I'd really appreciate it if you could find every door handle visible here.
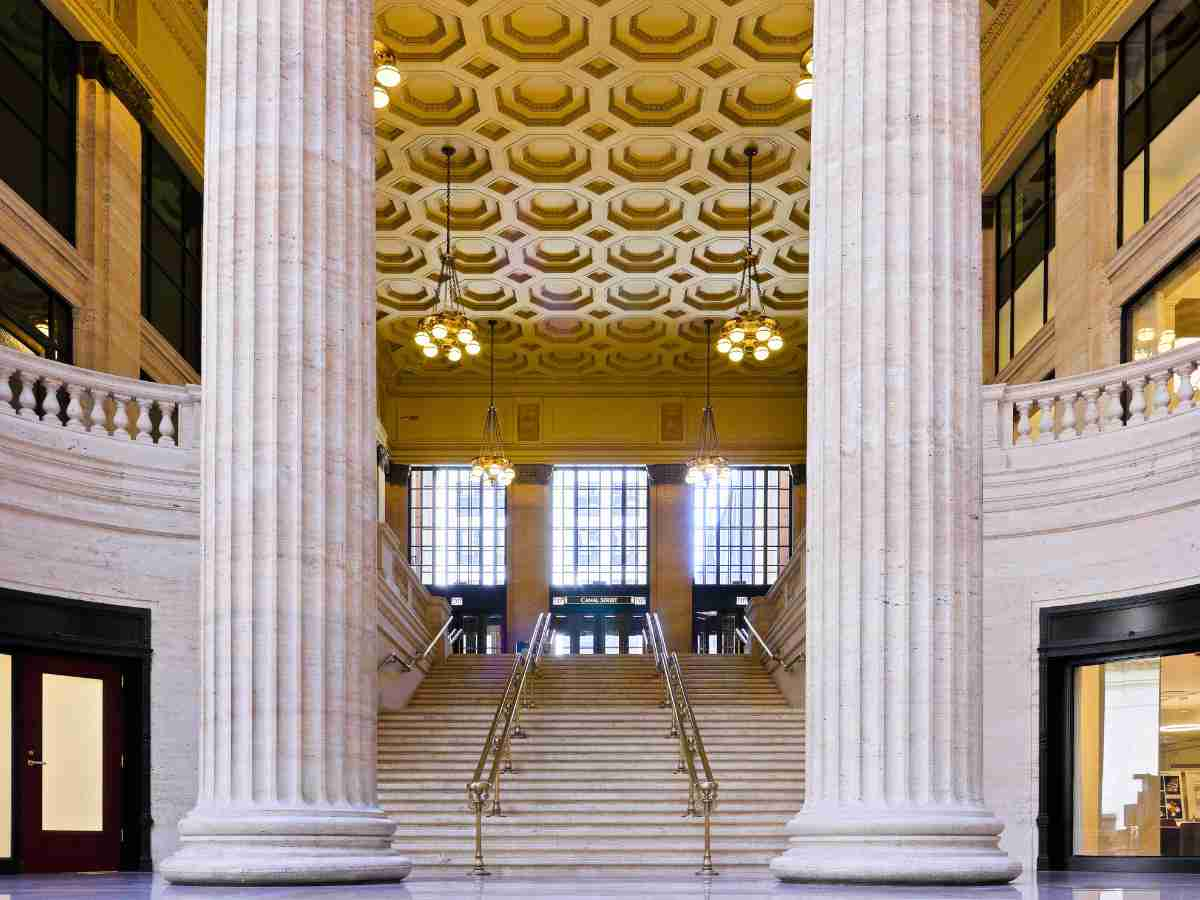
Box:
[26,750,45,767]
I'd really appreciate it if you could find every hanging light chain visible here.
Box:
[470,320,515,486]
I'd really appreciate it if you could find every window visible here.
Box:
[551,466,649,588]
[0,0,76,241]
[994,129,1056,373]
[1074,652,1200,857]
[1123,241,1200,363]
[0,244,72,361]
[1120,0,1200,245]
[692,467,791,587]
[409,466,506,587]
[142,128,202,372]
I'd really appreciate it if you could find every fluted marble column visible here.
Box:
[160,0,409,884]
[770,0,1020,885]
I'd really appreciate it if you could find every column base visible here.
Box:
[770,805,1021,885]
[160,807,411,885]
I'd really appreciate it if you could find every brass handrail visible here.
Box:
[649,613,719,876]
[742,616,781,669]
[378,615,455,672]
[466,612,550,876]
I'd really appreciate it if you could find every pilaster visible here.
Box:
[383,462,410,551]
[788,463,806,540]
[506,463,553,651]
[648,463,691,652]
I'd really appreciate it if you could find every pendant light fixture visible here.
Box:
[373,45,402,110]
[470,320,515,486]
[686,319,731,486]
[794,47,814,101]
[715,146,784,364]
[414,146,480,363]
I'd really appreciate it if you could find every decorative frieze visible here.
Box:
[1043,43,1116,125]
[646,463,688,485]
[78,43,153,125]
[514,463,553,484]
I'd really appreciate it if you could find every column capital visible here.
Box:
[788,463,806,485]
[1044,42,1117,124]
[647,463,688,485]
[514,463,553,485]
[78,43,153,124]
[385,462,410,486]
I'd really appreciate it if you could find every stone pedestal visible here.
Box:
[648,464,691,652]
[160,0,409,884]
[770,0,1019,885]
[507,464,552,651]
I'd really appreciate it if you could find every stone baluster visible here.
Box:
[1148,369,1171,420]
[133,397,154,443]
[1103,382,1125,431]
[1177,362,1196,413]
[0,366,16,415]
[159,400,177,445]
[41,378,62,424]
[1015,400,1033,445]
[1081,387,1101,435]
[1036,396,1055,442]
[1059,391,1077,439]
[111,393,130,439]
[1126,374,1147,425]
[64,384,88,431]
[16,371,38,420]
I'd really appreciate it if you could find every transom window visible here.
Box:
[994,129,1056,374]
[552,466,649,587]
[0,0,76,241]
[409,466,506,587]
[142,129,203,373]
[1119,0,1200,245]
[692,466,791,587]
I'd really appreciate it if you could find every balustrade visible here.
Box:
[985,342,1200,448]
[0,347,198,447]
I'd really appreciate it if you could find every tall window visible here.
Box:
[994,129,1056,373]
[692,467,791,587]
[0,0,77,241]
[409,466,506,587]
[552,466,649,587]
[142,129,202,372]
[1123,240,1200,365]
[0,244,72,361]
[1119,0,1200,245]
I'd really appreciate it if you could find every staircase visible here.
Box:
[378,651,804,872]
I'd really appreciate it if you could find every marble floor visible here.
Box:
[0,872,1195,900]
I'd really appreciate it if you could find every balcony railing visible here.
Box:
[0,346,199,447]
[983,342,1200,448]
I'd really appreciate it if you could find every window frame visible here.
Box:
[0,243,73,363]
[691,465,791,589]
[1117,0,1200,247]
[550,465,650,594]
[407,465,507,589]
[0,0,78,242]
[141,126,202,373]
[993,128,1056,375]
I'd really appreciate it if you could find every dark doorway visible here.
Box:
[548,599,647,655]
[17,654,123,872]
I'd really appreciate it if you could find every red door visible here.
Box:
[18,654,123,872]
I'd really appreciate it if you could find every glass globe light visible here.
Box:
[466,341,481,355]
[756,324,772,342]
[414,331,430,346]
[458,328,475,345]
[794,76,813,101]
[372,85,389,110]
[754,345,770,361]
[471,463,484,478]
[718,466,732,483]
[448,346,463,362]
[716,337,732,354]
[729,327,746,344]
[767,334,784,352]
[375,62,402,88]
[422,344,438,358]
[431,321,449,340]
[488,462,501,477]
[728,346,744,362]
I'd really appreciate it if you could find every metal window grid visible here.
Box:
[691,466,791,586]
[551,466,649,587]
[409,466,507,587]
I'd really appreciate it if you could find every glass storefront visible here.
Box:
[1075,651,1200,857]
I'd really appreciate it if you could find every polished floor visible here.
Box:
[0,872,1196,900]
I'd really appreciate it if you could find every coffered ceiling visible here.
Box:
[372,0,813,386]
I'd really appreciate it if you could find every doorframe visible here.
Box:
[0,588,152,873]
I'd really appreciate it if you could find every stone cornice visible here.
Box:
[79,42,153,125]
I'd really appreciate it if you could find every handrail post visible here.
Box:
[697,780,718,876]
[467,780,491,876]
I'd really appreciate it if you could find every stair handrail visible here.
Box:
[648,613,719,876]
[465,611,549,877]
[378,615,455,672]
[742,616,781,669]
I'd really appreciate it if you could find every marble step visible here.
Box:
[380,790,804,806]
[377,750,803,765]
[392,834,786,852]
[378,773,805,789]
[382,800,801,816]
[397,850,781,868]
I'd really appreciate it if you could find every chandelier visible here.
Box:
[686,319,731,486]
[372,45,402,110]
[715,145,785,364]
[469,320,515,486]
[794,47,814,101]
[414,146,480,363]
